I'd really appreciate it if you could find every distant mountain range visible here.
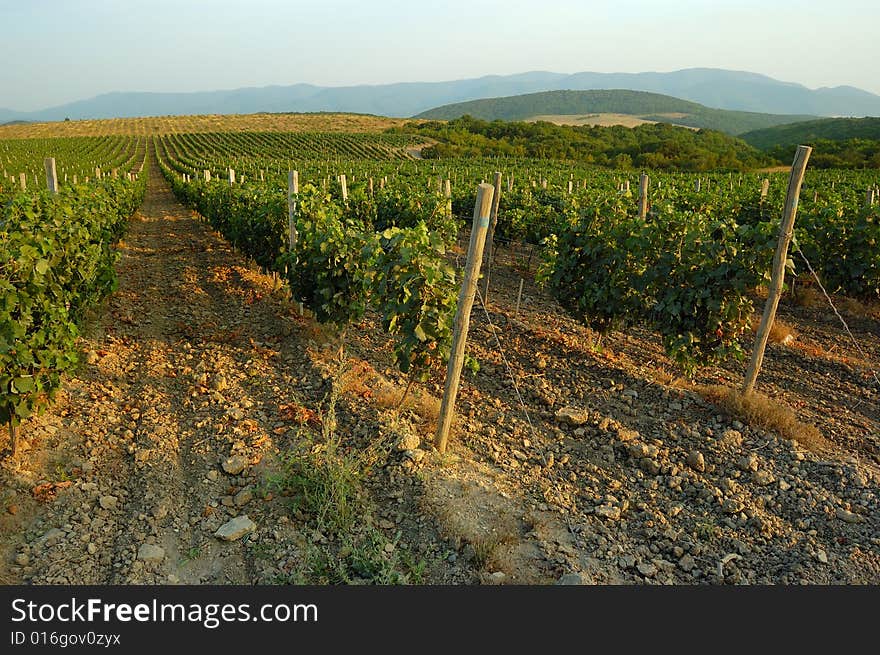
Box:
[415,89,818,135]
[1,68,879,125]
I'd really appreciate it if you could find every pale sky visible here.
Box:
[1,0,878,111]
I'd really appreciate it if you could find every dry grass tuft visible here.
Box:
[749,316,797,345]
[696,385,829,453]
[768,319,797,345]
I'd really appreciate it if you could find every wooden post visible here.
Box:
[867,187,876,207]
[19,173,26,191]
[483,172,503,302]
[743,145,812,395]
[638,173,649,219]
[760,178,769,200]
[624,180,630,194]
[228,168,235,186]
[368,177,374,196]
[434,183,495,454]
[8,422,18,457]
[340,174,348,201]
[288,170,299,251]
[44,158,58,194]
[95,167,101,179]
[204,169,211,182]
[567,179,573,194]
[695,178,701,192]
[444,179,451,198]
[514,278,524,317]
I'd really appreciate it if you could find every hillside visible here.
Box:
[741,116,880,149]
[404,115,773,170]
[415,90,817,136]
[2,68,878,124]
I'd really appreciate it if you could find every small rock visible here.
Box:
[640,458,661,476]
[594,505,621,521]
[687,451,705,472]
[720,429,742,448]
[556,572,589,585]
[678,554,696,572]
[85,351,100,365]
[487,571,507,584]
[617,427,640,442]
[554,406,590,426]
[234,488,253,507]
[137,544,165,563]
[816,549,828,564]
[15,553,29,566]
[378,519,394,530]
[753,470,775,486]
[835,508,864,524]
[87,543,97,555]
[215,515,256,541]
[222,455,248,475]
[211,375,228,392]
[397,433,421,451]
[637,562,656,578]
[722,497,744,514]
[37,528,65,545]
[738,453,759,472]
[403,449,426,463]
[99,495,118,510]
[779,479,792,492]
[206,470,220,482]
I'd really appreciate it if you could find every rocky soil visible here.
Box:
[1,154,878,586]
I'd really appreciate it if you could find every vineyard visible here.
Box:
[1,122,878,587]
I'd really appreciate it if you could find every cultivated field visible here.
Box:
[1,118,878,586]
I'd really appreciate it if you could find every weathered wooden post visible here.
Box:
[288,170,299,252]
[638,173,649,219]
[19,173,26,191]
[514,278,524,317]
[44,158,58,194]
[760,178,770,201]
[483,172,503,302]
[743,145,812,395]
[204,170,211,182]
[434,183,495,454]
[340,174,348,201]
[228,168,235,186]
